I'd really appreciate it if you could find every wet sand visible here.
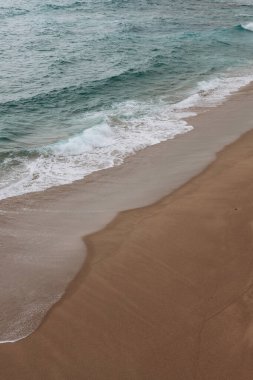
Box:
[1,89,253,378]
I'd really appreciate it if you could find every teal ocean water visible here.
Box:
[1,0,253,199]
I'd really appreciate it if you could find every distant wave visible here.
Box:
[0,7,29,18]
[44,2,84,11]
[237,14,253,17]
[118,22,144,33]
[239,22,253,31]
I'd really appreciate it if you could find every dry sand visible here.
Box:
[1,106,253,378]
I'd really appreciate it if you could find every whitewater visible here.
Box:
[1,0,253,200]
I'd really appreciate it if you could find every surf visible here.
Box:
[240,22,253,31]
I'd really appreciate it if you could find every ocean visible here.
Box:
[1,0,253,199]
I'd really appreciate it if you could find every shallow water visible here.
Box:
[1,0,253,199]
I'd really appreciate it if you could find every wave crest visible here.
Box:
[240,22,253,31]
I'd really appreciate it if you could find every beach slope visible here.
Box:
[1,117,253,379]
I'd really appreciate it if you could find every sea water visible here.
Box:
[0,0,253,198]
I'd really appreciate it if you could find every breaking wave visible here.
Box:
[1,73,253,200]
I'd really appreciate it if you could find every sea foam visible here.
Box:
[241,22,253,31]
[0,73,253,201]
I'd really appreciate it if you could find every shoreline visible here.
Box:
[1,98,253,378]
[1,83,253,345]
[2,74,253,203]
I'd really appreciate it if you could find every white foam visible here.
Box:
[52,122,115,155]
[241,22,253,31]
[174,75,253,109]
[1,72,253,201]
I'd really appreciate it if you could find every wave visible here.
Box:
[1,72,253,200]
[173,74,253,109]
[2,30,251,114]
[240,22,253,31]
[0,7,29,18]
[0,106,193,200]
[0,58,170,112]
[44,2,84,11]
[237,13,253,17]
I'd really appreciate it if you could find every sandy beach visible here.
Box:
[0,83,253,379]
[2,0,253,378]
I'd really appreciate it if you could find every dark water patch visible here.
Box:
[43,1,85,11]
[0,7,30,18]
